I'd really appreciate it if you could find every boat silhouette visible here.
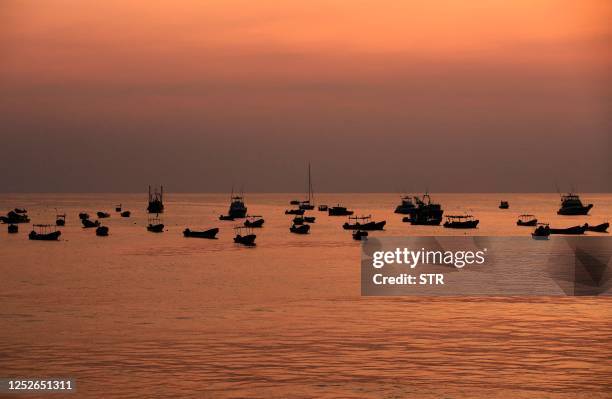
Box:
[8,224,18,234]
[244,215,265,228]
[234,226,256,246]
[120,211,131,218]
[290,224,310,234]
[318,205,328,212]
[227,189,247,218]
[342,215,386,230]
[219,215,235,221]
[532,223,550,239]
[285,208,305,215]
[78,212,89,220]
[304,216,316,223]
[585,222,609,233]
[29,224,61,241]
[328,204,354,216]
[557,193,592,215]
[95,226,109,236]
[97,211,110,218]
[443,215,479,229]
[1,210,30,224]
[147,185,164,214]
[82,219,100,228]
[292,216,305,225]
[147,215,164,233]
[516,214,537,226]
[298,163,315,210]
[353,230,368,241]
[115,204,122,212]
[394,195,416,214]
[403,193,444,225]
[548,224,586,235]
[183,227,219,239]
[499,201,509,209]
[55,212,66,226]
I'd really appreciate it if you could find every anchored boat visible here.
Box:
[404,193,444,225]
[342,215,386,231]
[29,224,61,241]
[328,204,354,216]
[443,215,479,229]
[298,163,315,210]
[548,224,586,235]
[557,193,592,215]
[147,185,165,214]
[499,201,509,209]
[147,215,164,233]
[120,210,131,218]
[285,208,305,215]
[234,226,256,246]
[244,215,265,228]
[585,222,609,233]
[8,224,18,234]
[1,210,30,224]
[97,211,110,218]
[95,226,109,236]
[228,190,247,218]
[532,223,550,239]
[55,212,66,226]
[318,205,328,212]
[183,227,219,239]
[82,219,100,228]
[290,224,310,234]
[394,195,416,214]
[352,230,368,241]
[516,214,538,226]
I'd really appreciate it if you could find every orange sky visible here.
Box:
[0,0,610,192]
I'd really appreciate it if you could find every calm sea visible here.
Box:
[1,193,610,398]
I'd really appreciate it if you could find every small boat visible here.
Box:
[115,204,122,212]
[55,213,66,226]
[227,190,247,218]
[183,227,219,239]
[499,201,509,209]
[147,216,164,233]
[14,208,27,214]
[402,216,441,225]
[516,214,538,226]
[352,230,368,241]
[234,226,256,246]
[290,200,300,205]
[78,212,89,220]
[318,205,328,211]
[244,215,265,228]
[532,223,550,239]
[97,211,110,218]
[548,225,586,235]
[95,226,109,236]
[219,215,235,221]
[120,211,131,218]
[290,224,310,234]
[29,224,61,241]
[343,215,386,230]
[304,216,316,223]
[2,210,30,224]
[557,192,592,215]
[328,204,354,216]
[394,195,416,214]
[297,163,316,210]
[443,215,479,229]
[8,224,18,234]
[82,219,100,228]
[585,222,609,233]
[408,193,444,225]
[292,216,304,225]
[147,185,165,213]
[285,208,305,215]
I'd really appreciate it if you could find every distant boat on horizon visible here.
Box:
[147,185,164,214]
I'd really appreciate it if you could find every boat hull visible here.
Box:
[290,224,310,234]
[517,219,537,226]
[183,228,219,239]
[147,224,164,233]
[8,224,18,233]
[585,223,609,233]
[353,230,368,240]
[29,231,61,241]
[328,209,353,216]
[549,225,586,235]
[285,209,305,215]
[244,219,264,228]
[342,221,386,230]
[234,234,256,246]
[219,215,235,221]
[443,220,479,229]
[82,219,100,228]
[95,226,109,236]
[557,204,592,215]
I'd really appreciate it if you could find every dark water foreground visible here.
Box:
[1,193,610,398]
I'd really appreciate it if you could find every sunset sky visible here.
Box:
[1,0,610,192]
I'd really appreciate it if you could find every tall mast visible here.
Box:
[308,163,313,203]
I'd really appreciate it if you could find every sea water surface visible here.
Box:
[0,193,611,398]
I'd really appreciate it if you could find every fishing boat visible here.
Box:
[183,227,219,239]
[328,204,354,216]
[298,163,315,210]
[557,192,592,215]
[516,214,538,226]
[499,201,509,209]
[405,193,444,225]
[147,185,164,214]
[29,224,61,241]
[342,215,386,231]
[353,230,368,241]
[532,223,550,240]
[8,224,18,234]
[120,211,131,218]
[234,226,256,246]
[292,216,304,225]
[95,226,109,236]
[585,222,609,233]
[227,190,247,218]
[1,210,30,224]
[443,215,479,229]
[394,195,416,214]
[97,211,110,218]
[115,204,122,212]
[244,215,265,228]
[82,219,100,228]
[318,205,328,211]
[290,224,310,234]
[147,215,164,233]
[285,208,305,215]
[219,215,235,221]
[304,216,316,223]
[78,212,89,220]
[548,224,586,235]
[14,208,27,214]
[290,200,300,205]
[55,212,66,226]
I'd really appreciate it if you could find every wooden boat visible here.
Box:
[8,224,18,234]
[120,211,131,218]
[557,193,592,215]
[244,215,265,228]
[499,201,509,209]
[343,215,386,230]
[115,204,122,212]
[95,226,109,236]
[147,216,164,233]
[585,222,609,233]
[443,215,479,229]
[304,216,316,223]
[183,227,219,239]
[328,204,354,216]
[147,185,164,213]
[29,224,61,241]
[290,224,310,234]
[97,211,110,218]
[297,163,315,210]
[234,226,256,246]
[532,223,550,239]
[219,215,235,221]
[394,195,416,214]
[55,213,66,226]
[78,212,89,220]
[406,193,443,225]
[548,225,586,235]
[285,208,305,215]
[292,216,304,225]
[318,205,328,211]
[82,219,100,228]
[516,214,537,226]
[352,230,368,241]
